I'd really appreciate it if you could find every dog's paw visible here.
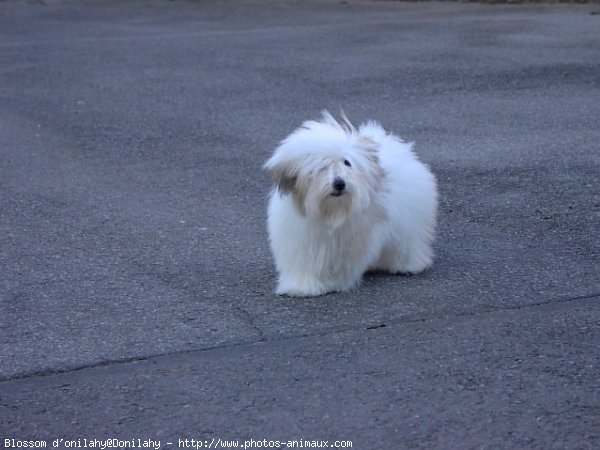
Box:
[276,286,327,298]
[276,278,329,297]
[388,261,431,276]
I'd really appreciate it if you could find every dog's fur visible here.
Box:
[264,111,437,297]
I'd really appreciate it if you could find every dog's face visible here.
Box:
[264,113,384,229]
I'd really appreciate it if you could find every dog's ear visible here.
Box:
[263,158,298,194]
[357,135,380,166]
[272,166,298,194]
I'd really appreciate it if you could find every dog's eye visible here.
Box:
[343,159,352,167]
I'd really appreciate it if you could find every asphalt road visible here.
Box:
[1,0,599,448]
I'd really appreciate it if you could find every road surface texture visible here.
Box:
[1,0,599,448]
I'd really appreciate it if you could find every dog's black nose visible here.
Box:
[333,177,346,192]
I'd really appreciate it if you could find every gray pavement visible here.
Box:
[1,0,599,448]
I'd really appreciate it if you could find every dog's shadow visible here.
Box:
[364,270,415,279]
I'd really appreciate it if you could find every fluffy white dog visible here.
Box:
[264,111,437,297]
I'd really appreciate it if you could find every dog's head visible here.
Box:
[264,111,385,229]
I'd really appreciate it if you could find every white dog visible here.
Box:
[264,111,437,297]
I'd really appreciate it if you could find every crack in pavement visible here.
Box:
[2,292,599,384]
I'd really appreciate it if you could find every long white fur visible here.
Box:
[264,111,438,297]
